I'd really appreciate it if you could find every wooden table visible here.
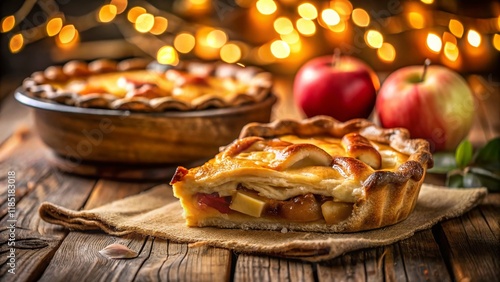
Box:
[0,75,498,281]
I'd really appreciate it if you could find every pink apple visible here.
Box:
[293,55,379,122]
[376,63,475,152]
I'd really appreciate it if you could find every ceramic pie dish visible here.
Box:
[15,58,276,179]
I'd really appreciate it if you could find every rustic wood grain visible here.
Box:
[0,170,96,281]
[398,230,451,282]
[37,180,154,282]
[234,254,315,282]
[433,201,500,282]
[135,239,232,282]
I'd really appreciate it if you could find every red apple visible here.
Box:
[293,55,379,122]
[376,62,475,152]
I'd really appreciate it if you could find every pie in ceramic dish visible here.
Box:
[21,58,273,112]
[170,116,433,233]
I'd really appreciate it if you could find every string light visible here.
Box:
[351,8,370,27]
[274,17,293,35]
[9,33,23,53]
[270,40,290,58]
[206,29,227,48]
[220,43,242,63]
[365,30,383,48]
[407,12,425,29]
[449,19,464,38]
[3,0,499,70]
[444,42,459,61]
[174,32,195,53]
[296,18,316,36]
[98,4,118,23]
[377,42,396,62]
[298,3,317,20]
[493,34,500,51]
[46,18,63,37]
[157,46,178,65]
[426,33,442,53]
[321,9,340,26]
[135,13,155,33]
[150,16,168,35]
[127,6,146,23]
[256,0,277,15]
[110,0,128,14]
[467,30,481,47]
[1,15,15,33]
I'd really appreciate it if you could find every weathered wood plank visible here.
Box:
[135,239,232,282]
[234,254,314,282]
[433,198,500,282]
[0,129,52,219]
[317,248,386,281]
[0,170,96,281]
[398,230,451,282]
[37,180,154,282]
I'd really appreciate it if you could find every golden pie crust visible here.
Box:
[171,116,433,233]
[21,58,273,112]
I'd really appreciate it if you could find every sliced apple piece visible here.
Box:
[321,201,354,224]
[341,133,381,169]
[229,191,267,217]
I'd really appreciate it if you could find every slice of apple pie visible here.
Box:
[170,116,433,232]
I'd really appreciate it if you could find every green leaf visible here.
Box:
[463,172,482,188]
[474,137,500,171]
[427,152,457,174]
[446,170,464,188]
[468,167,500,192]
[455,140,473,169]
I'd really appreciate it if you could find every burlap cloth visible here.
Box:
[39,184,487,262]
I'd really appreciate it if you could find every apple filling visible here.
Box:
[195,185,354,225]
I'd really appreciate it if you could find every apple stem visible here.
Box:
[421,59,431,82]
[332,48,341,68]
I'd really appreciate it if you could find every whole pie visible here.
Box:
[170,116,433,233]
[21,58,273,112]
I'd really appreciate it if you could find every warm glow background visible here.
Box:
[1,0,499,79]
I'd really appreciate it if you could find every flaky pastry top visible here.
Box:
[21,58,273,112]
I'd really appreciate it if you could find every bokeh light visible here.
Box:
[467,29,481,47]
[281,29,300,44]
[298,3,317,20]
[365,30,383,48]
[296,18,316,36]
[59,25,77,44]
[444,42,459,61]
[46,17,63,37]
[493,34,500,51]
[127,6,146,23]
[377,42,396,62]
[9,33,23,53]
[157,46,179,65]
[1,15,15,33]
[135,13,155,33]
[426,33,442,53]
[220,43,242,63]
[110,0,128,14]
[408,12,424,29]
[448,19,464,38]
[351,8,369,27]
[274,17,294,35]
[150,16,168,35]
[270,40,290,59]
[321,9,340,26]
[174,33,195,53]
[256,0,277,15]
[98,4,117,23]
[206,29,227,48]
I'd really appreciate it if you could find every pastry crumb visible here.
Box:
[281,227,288,233]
